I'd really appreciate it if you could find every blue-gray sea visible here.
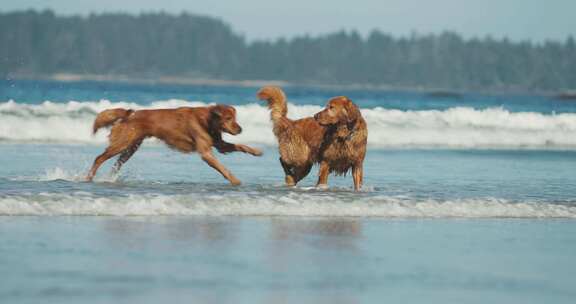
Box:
[1,80,575,303]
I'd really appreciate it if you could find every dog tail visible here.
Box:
[92,108,134,134]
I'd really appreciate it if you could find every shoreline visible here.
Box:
[4,73,566,97]
[8,73,291,89]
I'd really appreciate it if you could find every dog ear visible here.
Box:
[211,105,226,118]
[343,98,361,123]
[211,105,236,120]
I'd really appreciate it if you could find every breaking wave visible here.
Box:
[2,99,576,149]
[1,192,575,218]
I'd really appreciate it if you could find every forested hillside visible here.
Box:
[1,10,575,91]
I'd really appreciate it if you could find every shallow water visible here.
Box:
[2,217,575,304]
[1,145,576,218]
[1,80,576,302]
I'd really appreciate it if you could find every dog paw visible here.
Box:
[251,148,263,156]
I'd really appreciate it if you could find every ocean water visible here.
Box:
[1,79,576,303]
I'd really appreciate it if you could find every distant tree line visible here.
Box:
[1,10,575,91]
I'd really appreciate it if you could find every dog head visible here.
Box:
[211,105,242,135]
[314,96,361,126]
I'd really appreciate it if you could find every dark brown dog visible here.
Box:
[257,86,326,186]
[314,96,368,191]
[86,105,262,184]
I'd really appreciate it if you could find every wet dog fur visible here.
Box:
[257,86,326,186]
[314,96,368,191]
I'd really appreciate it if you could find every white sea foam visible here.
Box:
[0,192,574,218]
[40,167,120,183]
[2,99,576,148]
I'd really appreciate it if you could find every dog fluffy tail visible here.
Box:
[92,108,134,134]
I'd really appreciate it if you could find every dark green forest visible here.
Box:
[1,10,575,91]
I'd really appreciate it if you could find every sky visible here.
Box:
[2,0,576,42]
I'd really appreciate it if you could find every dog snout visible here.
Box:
[231,123,242,134]
[314,111,326,121]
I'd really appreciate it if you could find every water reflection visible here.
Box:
[270,218,361,247]
[102,217,238,248]
[95,217,364,303]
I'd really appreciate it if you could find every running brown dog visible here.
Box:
[314,96,368,191]
[86,105,262,184]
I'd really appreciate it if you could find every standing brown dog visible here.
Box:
[314,96,368,191]
[86,105,262,184]
[257,86,326,186]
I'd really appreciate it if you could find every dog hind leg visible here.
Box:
[86,125,141,181]
[112,139,143,175]
[86,146,125,181]
[279,158,296,186]
[293,163,312,184]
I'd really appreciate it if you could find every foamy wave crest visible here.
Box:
[2,100,576,148]
[0,99,210,143]
[366,107,576,148]
[1,193,575,218]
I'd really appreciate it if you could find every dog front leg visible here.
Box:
[316,161,330,188]
[352,165,363,191]
[216,141,262,156]
[201,152,241,185]
[234,144,262,156]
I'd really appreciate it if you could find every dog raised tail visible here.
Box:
[92,108,134,134]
